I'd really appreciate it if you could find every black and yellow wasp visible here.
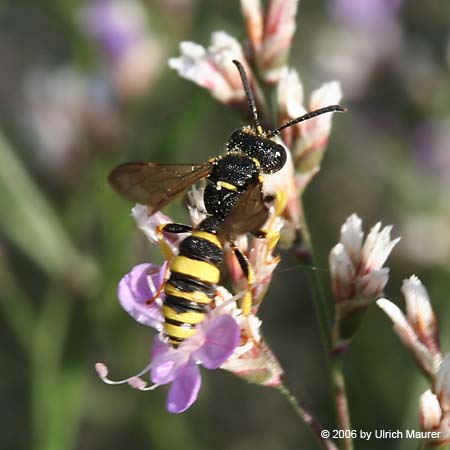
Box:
[109,60,345,347]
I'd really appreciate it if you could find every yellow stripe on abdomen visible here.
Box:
[165,284,212,304]
[162,305,204,325]
[190,230,222,248]
[164,322,197,340]
[170,256,220,284]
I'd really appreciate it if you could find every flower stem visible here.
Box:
[331,355,353,450]
[277,384,338,450]
[296,200,331,350]
[297,201,354,450]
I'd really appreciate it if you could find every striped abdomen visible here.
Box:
[163,230,223,347]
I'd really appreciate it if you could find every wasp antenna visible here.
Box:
[268,105,348,137]
[232,60,263,135]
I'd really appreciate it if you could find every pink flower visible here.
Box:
[330,214,400,349]
[330,214,400,304]
[277,69,342,190]
[169,32,250,104]
[150,314,240,413]
[402,275,440,357]
[240,0,264,54]
[221,338,283,387]
[418,355,450,445]
[131,204,187,257]
[257,0,299,83]
[377,275,442,377]
[215,289,284,387]
[420,390,442,431]
[436,355,450,412]
[98,264,241,413]
[117,262,167,330]
[240,0,300,83]
[376,275,449,445]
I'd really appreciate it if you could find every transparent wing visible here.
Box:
[108,162,213,214]
[218,181,269,242]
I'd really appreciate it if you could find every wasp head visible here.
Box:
[227,128,286,174]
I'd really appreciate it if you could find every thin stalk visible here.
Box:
[298,200,354,450]
[297,200,331,351]
[331,356,353,450]
[277,384,338,450]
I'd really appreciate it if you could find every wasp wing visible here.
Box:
[108,162,213,214]
[218,181,269,242]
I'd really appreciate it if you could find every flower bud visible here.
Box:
[240,0,264,54]
[419,390,442,431]
[330,214,399,348]
[169,33,249,105]
[258,0,299,83]
[402,275,440,357]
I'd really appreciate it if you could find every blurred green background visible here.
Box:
[1,1,450,449]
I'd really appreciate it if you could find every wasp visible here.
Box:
[109,60,345,347]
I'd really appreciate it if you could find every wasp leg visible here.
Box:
[252,229,281,253]
[253,229,267,239]
[231,245,254,316]
[158,223,193,234]
[156,223,193,260]
[231,244,262,345]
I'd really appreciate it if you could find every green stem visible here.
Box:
[331,356,353,450]
[298,200,354,450]
[277,384,339,450]
[297,199,331,351]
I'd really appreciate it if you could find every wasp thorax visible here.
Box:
[227,129,286,174]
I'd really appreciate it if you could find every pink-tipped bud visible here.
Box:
[169,32,251,105]
[221,340,284,387]
[95,362,109,379]
[277,69,343,185]
[258,0,299,83]
[419,390,442,431]
[330,215,399,304]
[361,223,401,273]
[329,243,356,302]
[402,275,440,357]
[339,214,364,266]
[128,376,148,390]
[418,380,450,446]
[376,298,437,376]
[436,355,450,411]
[240,0,264,54]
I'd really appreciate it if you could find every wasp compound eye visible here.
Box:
[258,142,286,174]
[227,129,287,174]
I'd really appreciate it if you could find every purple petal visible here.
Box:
[118,263,165,328]
[150,336,184,385]
[166,362,201,414]
[195,315,240,369]
[151,334,170,360]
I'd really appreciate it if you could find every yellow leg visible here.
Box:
[232,245,255,316]
[157,223,193,260]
